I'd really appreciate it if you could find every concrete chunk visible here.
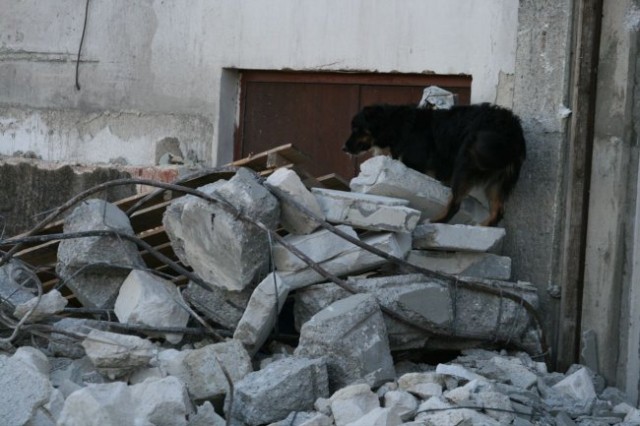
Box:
[312,187,420,232]
[295,274,538,351]
[48,318,108,358]
[57,382,135,425]
[412,223,506,252]
[81,329,156,379]
[13,289,68,321]
[188,401,226,426]
[0,258,41,309]
[329,384,380,426]
[56,199,144,309]
[295,293,395,390]
[383,390,419,421]
[130,376,192,426]
[181,340,252,402]
[228,357,329,426]
[350,156,487,224]
[344,407,402,426]
[235,232,410,354]
[183,280,253,330]
[163,168,280,291]
[114,270,189,344]
[0,352,52,426]
[266,167,324,234]
[406,250,512,280]
[273,225,358,272]
[552,367,597,402]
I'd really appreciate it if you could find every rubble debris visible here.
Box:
[266,167,324,234]
[13,288,67,321]
[273,225,359,272]
[81,329,156,379]
[163,167,280,291]
[2,151,638,425]
[294,293,396,390]
[294,274,537,352]
[114,269,189,343]
[56,199,144,309]
[180,340,252,402]
[350,156,487,224]
[412,222,506,252]
[227,356,329,425]
[0,347,53,426]
[0,258,43,309]
[312,187,421,233]
[406,250,512,280]
[328,383,380,426]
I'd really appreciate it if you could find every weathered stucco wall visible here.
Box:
[1,0,518,166]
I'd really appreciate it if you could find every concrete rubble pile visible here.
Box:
[1,157,638,425]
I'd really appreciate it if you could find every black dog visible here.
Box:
[343,103,526,226]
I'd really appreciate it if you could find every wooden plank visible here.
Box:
[556,0,603,372]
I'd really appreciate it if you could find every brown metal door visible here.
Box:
[237,71,471,179]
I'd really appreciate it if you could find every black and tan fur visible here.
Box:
[343,103,526,226]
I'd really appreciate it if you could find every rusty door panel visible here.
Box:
[240,81,360,179]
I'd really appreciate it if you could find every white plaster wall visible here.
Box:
[0,0,518,166]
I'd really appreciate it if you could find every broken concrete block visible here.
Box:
[270,411,332,426]
[406,250,512,280]
[415,396,500,425]
[397,372,444,399]
[283,232,411,291]
[412,223,506,252]
[0,351,52,426]
[163,167,280,292]
[295,293,395,390]
[489,356,538,389]
[273,225,359,272]
[114,270,189,344]
[56,199,144,309]
[345,407,402,426]
[183,280,252,330]
[233,272,291,355]
[48,318,108,358]
[0,258,41,310]
[57,382,135,425]
[312,188,420,232]
[188,401,226,426]
[329,383,380,426]
[235,232,410,354]
[228,357,329,425]
[181,340,252,402]
[266,167,324,234]
[435,363,487,382]
[295,274,537,351]
[81,329,156,379]
[130,376,192,426]
[350,156,487,224]
[474,391,516,423]
[552,367,597,402]
[13,289,68,321]
[383,390,419,421]
[12,346,50,376]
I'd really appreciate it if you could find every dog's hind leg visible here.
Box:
[430,173,475,224]
[481,165,521,226]
[482,180,505,226]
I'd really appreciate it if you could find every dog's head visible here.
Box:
[342,105,385,155]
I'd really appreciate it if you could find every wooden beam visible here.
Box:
[556,0,603,372]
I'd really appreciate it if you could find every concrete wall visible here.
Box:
[507,0,573,353]
[1,0,518,166]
